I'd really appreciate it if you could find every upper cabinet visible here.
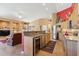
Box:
[0,18,29,33]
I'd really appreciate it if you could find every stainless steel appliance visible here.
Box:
[33,36,40,56]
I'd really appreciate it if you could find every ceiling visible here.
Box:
[0,3,72,22]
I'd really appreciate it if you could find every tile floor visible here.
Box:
[37,40,65,56]
[0,43,24,56]
[0,40,65,56]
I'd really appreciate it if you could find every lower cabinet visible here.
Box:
[40,33,50,49]
[40,35,45,48]
[63,38,77,56]
[66,40,77,56]
[7,33,22,46]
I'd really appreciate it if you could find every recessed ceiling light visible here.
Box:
[42,3,46,6]
[18,15,22,19]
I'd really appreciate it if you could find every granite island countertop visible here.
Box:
[64,36,79,41]
[24,32,45,38]
[24,31,50,38]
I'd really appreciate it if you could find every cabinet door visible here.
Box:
[44,34,47,45]
[40,35,45,48]
[66,40,77,56]
[40,34,50,48]
[45,34,50,45]
[46,34,50,44]
[45,34,48,44]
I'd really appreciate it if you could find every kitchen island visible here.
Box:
[61,29,79,56]
[23,31,50,56]
[63,36,78,56]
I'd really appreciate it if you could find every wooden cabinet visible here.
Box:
[7,33,22,46]
[12,33,22,46]
[46,33,50,44]
[40,35,46,48]
[40,33,50,48]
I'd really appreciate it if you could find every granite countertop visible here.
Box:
[24,33,44,38]
[65,36,79,41]
[24,31,50,38]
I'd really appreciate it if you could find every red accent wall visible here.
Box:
[57,4,75,21]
